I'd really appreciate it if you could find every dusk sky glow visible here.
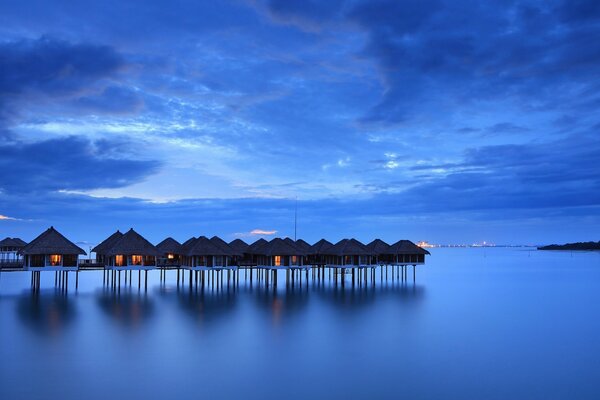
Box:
[1,0,599,245]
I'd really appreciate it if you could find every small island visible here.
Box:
[538,241,600,251]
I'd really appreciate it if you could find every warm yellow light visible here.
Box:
[115,255,124,266]
[132,255,142,265]
[50,254,62,266]
[167,254,174,260]
[291,256,297,264]
[274,256,281,266]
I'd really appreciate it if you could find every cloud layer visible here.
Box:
[1,1,599,244]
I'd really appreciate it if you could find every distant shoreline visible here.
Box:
[538,241,600,251]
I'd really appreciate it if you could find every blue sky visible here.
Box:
[1,0,599,246]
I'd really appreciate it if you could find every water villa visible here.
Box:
[102,228,159,270]
[184,236,237,270]
[20,227,86,271]
[92,230,123,266]
[0,237,27,267]
[156,237,183,266]
[253,238,306,269]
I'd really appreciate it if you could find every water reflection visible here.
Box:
[96,287,154,328]
[175,286,238,324]
[16,289,76,335]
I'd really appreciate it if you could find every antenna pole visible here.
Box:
[294,197,298,241]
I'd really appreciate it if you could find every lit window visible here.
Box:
[132,255,142,265]
[167,253,174,260]
[291,256,297,264]
[274,256,281,266]
[115,255,124,266]
[50,254,62,266]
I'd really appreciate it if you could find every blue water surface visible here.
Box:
[1,248,599,400]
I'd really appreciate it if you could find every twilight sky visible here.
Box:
[1,0,599,246]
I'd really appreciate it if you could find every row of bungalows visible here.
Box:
[7,226,430,272]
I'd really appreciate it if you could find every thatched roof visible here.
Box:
[210,236,240,256]
[92,230,123,254]
[187,236,232,256]
[20,227,86,255]
[294,239,313,253]
[229,238,249,253]
[254,238,306,256]
[104,228,160,256]
[156,237,183,254]
[247,238,268,254]
[311,238,334,255]
[181,237,197,253]
[389,240,431,255]
[366,239,391,255]
[328,238,370,256]
[0,237,27,248]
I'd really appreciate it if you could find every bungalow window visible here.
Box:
[63,255,78,267]
[274,256,281,266]
[167,253,174,260]
[143,255,155,266]
[115,255,124,266]
[344,255,351,265]
[291,256,297,265]
[30,255,45,267]
[131,255,142,265]
[49,254,62,266]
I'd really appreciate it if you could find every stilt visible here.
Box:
[145,270,148,290]
[76,271,79,289]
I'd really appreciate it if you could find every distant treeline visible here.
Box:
[538,241,600,251]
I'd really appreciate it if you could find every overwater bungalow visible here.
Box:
[103,228,159,270]
[210,236,243,265]
[253,238,306,269]
[156,237,183,266]
[388,240,430,265]
[308,238,335,266]
[20,227,86,271]
[0,237,27,266]
[366,239,395,265]
[185,236,237,270]
[92,230,123,265]
[327,239,371,268]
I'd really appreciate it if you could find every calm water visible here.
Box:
[1,248,600,400]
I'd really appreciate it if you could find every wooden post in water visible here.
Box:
[76,271,79,289]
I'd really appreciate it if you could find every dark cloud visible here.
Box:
[341,0,600,124]
[0,37,124,96]
[0,136,160,194]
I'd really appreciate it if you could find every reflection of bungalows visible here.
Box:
[156,237,183,266]
[185,236,237,270]
[103,228,159,270]
[92,230,123,265]
[308,238,334,266]
[389,240,430,265]
[327,239,371,268]
[0,237,27,267]
[20,227,86,271]
[253,238,306,268]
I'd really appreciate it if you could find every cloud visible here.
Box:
[250,229,277,235]
[0,136,161,194]
[72,85,144,115]
[0,36,124,97]
[0,214,19,220]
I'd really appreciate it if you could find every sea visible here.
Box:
[1,247,599,399]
